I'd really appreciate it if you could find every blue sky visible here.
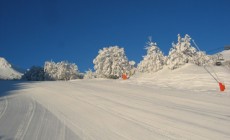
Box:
[1,0,229,72]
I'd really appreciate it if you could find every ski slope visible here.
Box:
[0,64,230,140]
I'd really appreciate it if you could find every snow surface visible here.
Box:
[0,64,230,140]
[131,63,230,92]
[221,50,230,61]
[0,57,22,80]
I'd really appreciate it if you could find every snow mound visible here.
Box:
[130,63,230,92]
[0,57,22,80]
[221,50,230,61]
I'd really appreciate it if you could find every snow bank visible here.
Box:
[221,50,230,61]
[130,63,230,92]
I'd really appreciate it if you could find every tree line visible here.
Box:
[22,34,217,81]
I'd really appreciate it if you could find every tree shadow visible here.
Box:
[0,80,28,98]
[0,135,14,140]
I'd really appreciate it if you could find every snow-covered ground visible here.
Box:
[0,64,230,140]
[130,63,230,92]
[221,50,230,61]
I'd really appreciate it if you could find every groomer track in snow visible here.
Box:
[0,64,229,140]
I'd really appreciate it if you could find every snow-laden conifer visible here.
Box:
[44,61,79,80]
[166,34,213,69]
[193,51,212,66]
[22,66,45,81]
[137,38,165,73]
[129,61,136,76]
[93,46,131,79]
[166,34,198,69]
[84,69,95,79]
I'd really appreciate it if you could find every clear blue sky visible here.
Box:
[1,0,229,72]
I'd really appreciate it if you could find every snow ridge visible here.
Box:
[0,57,22,80]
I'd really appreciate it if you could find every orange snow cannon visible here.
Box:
[122,74,127,80]
[219,82,225,92]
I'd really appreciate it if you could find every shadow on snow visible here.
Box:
[0,80,30,98]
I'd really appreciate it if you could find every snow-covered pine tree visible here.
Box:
[84,69,95,79]
[22,66,45,81]
[44,60,79,80]
[44,61,58,80]
[93,46,131,79]
[193,51,212,66]
[137,38,165,73]
[57,61,79,80]
[129,61,136,76]
[166,34,198,70]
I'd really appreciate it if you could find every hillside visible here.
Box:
[0,63,230,140]
[131,63,229,92]
[0,57,22,80]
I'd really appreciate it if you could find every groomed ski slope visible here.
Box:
[0,64,230,140]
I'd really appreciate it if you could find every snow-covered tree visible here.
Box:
[93,46,131,79]
[193,51,212,66]
[22,66,45,81]
[166,34,198,70]
[84,69,95,79]
[44,61,79,80]
[137,38,165,73]
[129,61,136,76]
[166,34,214,69]
[44,61,58,80]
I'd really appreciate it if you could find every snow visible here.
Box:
[0,64,230,140]
[221,50,230,61]
[0,57,22,80]
[0,86,77,140]
[131,63,230,92]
